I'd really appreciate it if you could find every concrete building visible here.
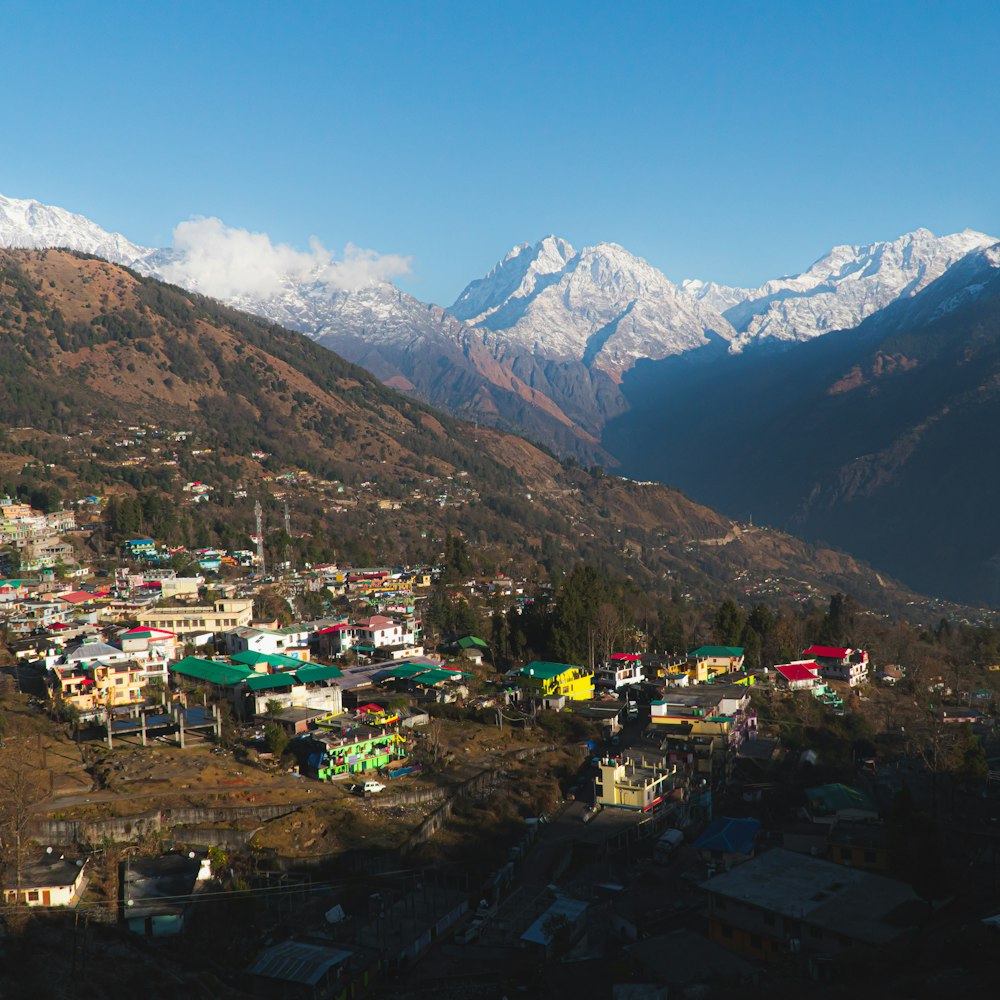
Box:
[137,598,254,634]
[595,753,675,812]
[703,848,920,965]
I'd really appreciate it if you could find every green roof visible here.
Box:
[294,663,344,683]
[231,650,305,669]
[457,635,489,650]
[519,660,584,681]
[804,783,877,816]
[169,656,253,687]
[688,646,744,659]
[246,673,299,692]
[382,663,429,680]
[415,668,468,685]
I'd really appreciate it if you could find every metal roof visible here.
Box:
[169,656,253,687]
[248,940,353,985]
[519,660,584,681]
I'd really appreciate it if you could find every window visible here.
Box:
[28,891,39,901]
[763,913,775,927]
[810,925,823,939]
[750,935,762,949]
[721,924,733,939]
[864,850,877,864]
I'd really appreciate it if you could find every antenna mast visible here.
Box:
[255,500,265,577]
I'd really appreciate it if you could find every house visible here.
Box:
[123,853,210,936]
[693,817,760,870]
[516,661,594,701]
[703,848,920,965]
[827,821,890,872]
[3,851,87,907]
[595,653,645,691]
[773,661,822,691]
[686,646,745,682]
[804,783,878,824]
[299,720,406,779]
[801,645,869,686]
[595,753,675,811]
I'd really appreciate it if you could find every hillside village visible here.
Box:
[3,490,1000,998]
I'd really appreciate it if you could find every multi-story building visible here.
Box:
[595,653,645,690]
[595,753,675,811]
[801,645,870,686]
[137,598,254,635]
[516,661,594,702]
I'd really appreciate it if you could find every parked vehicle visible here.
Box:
[351,780,386,795]
[653,828,685,863]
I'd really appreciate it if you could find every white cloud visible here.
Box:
[158,217,411,300]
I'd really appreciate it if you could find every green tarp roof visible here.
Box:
[294,663,343,683]
[688,646,744,659]
[231,650,306,669]
[246,673,298,692]
[457,635,489,649]
[804,783,877,816]
[414,668,468,685]
[169,656,253,687]
[382,663,429,680]
[519,660,584,681]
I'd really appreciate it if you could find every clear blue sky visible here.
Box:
[6,1,1000,304]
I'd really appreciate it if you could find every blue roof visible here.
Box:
[693,817,760,856]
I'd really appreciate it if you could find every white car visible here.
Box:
[355,780,385,795]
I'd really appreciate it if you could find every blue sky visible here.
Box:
[6,1,1000,303]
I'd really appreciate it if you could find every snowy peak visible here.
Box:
[449,235,576,322]
[449,237,735,373]
[0,193,151,267]
[684,227,998,351]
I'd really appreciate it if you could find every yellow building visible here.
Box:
[49,661,145,716]
[137,598,254,634]
[517,661,594,701]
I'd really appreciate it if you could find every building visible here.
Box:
[137,598,254,634]
[693,817,760,871]
[686,646,745,683]
[703,848,920,965]
[247,940,354,999]
[300,722,406,779]
[773,661,823,691]
[3,852,87,907]
[804,783,879,824]
[516,661,594,701]
[801,645,869,686]
[123,853,210,936]
[595,653,645,690]
[595,753,675,811]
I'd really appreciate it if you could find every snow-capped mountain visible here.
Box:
[3,189,999,463]
[682,227,998,351]
[449,236,736,377]
[0,193,151,268]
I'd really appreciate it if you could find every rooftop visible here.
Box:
[701,848,919,944]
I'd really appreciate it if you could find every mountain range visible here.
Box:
[0,246,905,616]
[3,193,995,458]
[5,192,1000,603]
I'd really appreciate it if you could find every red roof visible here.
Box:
[802,645,850,659]
[775,662,821,683]
[57,591,93,604]
[610,653,641,661]
[356,703,384,714]
[50,622,71,631]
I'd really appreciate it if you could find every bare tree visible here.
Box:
[0,738,46,901]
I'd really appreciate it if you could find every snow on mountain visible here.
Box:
[0,193,151,267]
[450,237,736,376]
[683,227,998,352]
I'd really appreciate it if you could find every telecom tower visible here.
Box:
[254,500,265,576]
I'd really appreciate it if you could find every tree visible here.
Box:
[265,699,284,718]
[713,599,743,646]
[264,724,289,758]
[0,738,46,901]
[950,723,987,791]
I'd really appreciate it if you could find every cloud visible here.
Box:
[158,217,411,300]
